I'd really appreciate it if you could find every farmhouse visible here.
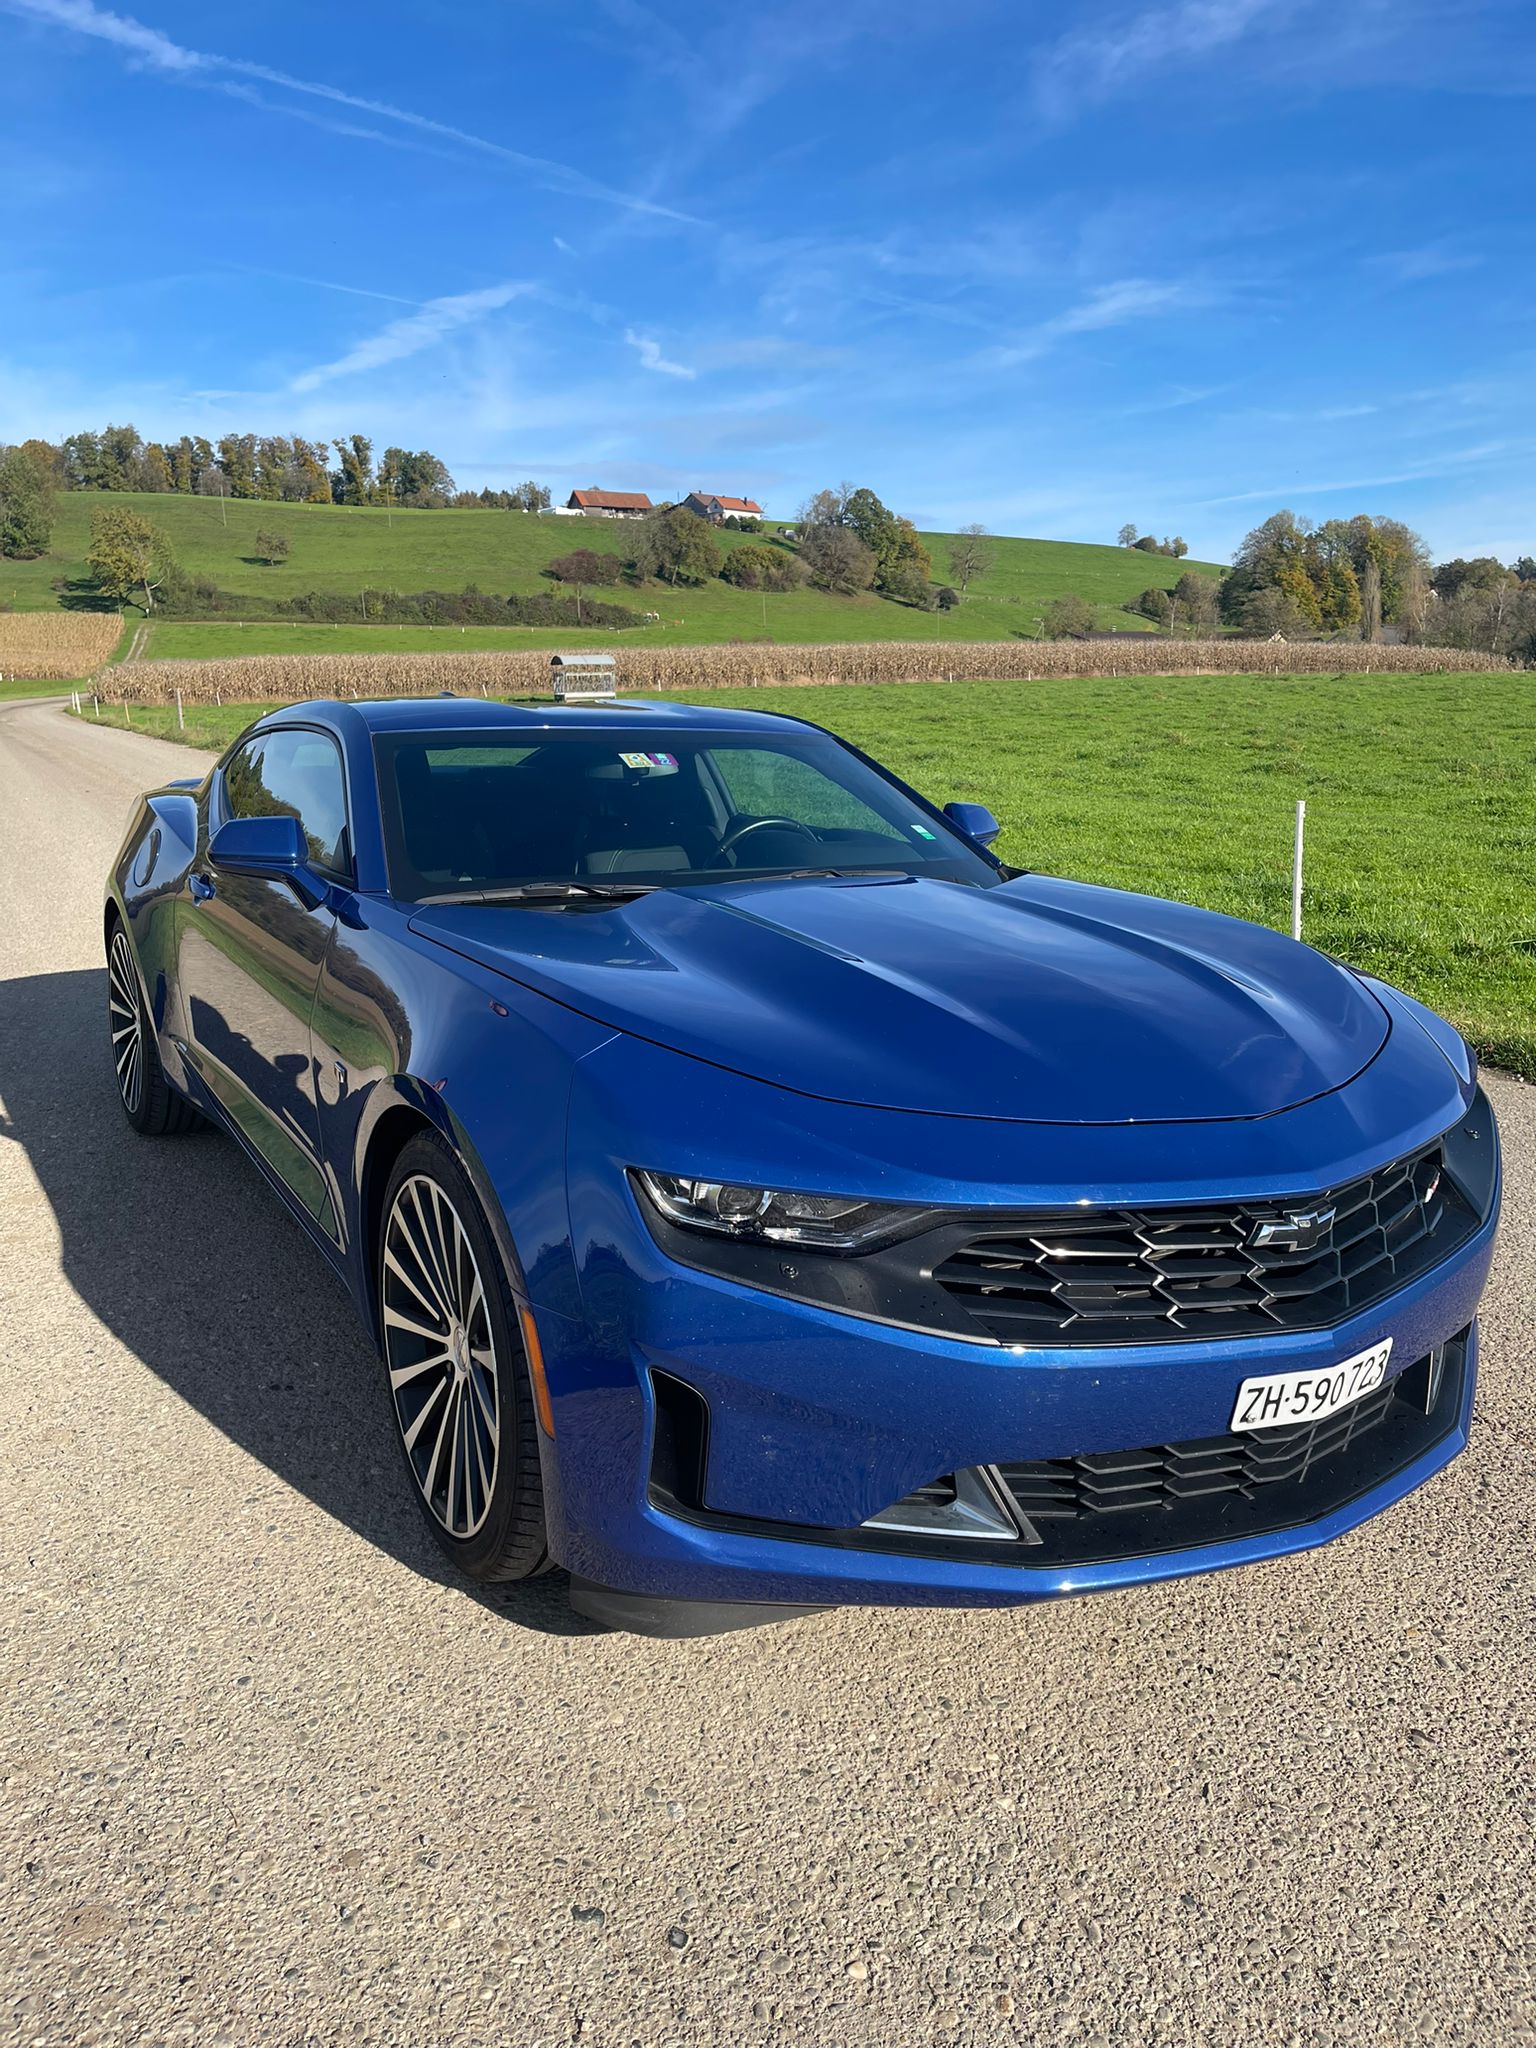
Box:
[682,491,763,525]
[564,488,654,518]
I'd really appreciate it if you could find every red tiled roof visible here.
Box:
[713,495,762,514]
[569,489,653,510]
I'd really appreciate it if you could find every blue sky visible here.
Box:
[1,0,1532,561]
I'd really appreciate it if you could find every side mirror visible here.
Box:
[209,812,309,874]
[208,814,326,907]
[943,800,1001,848]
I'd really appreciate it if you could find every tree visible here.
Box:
[291,438,332,504]
[140,441,172,492]
[1131,586,1172,626]
[0,446,55,558]
[254,528,290,567]
[216,433,257,499]
[88,506,176,611]
[798,523,875,596]
[1043,593,1095,639]
[720,543,805,592]
[1235,585,1313,639]
[545,546,622,622]
[950,520,999,593]
[797,481,856,530]
[1513,557,1536,584]
[631,506,721,587]
[511,480,552,512]
[1166,536,1188,559]
[1117,523,1139,548]
[935,585,961,611]
[1396,559,1432,644]
[1359,555,1382,643]
[169,437,194,493]
[1132,534,1161,553]
[1169,571,1219,634]
[1431,556,1507,601]
[547,548,622,588]
[332,434,375,506]
[254,437,292,500]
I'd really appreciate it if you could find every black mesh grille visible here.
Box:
[980,1340,1465,1566]
[998,1377,1399,1522]
[931,1141,1477,1345]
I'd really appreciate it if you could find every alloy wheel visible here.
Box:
[381,1174,501,1539]
[108,930,144,1116]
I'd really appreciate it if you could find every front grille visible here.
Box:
[932,1141,1478,1345]
[865,1337,1467,1568]
[998,1376,1399,1523]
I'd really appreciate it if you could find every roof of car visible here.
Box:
[275,695,820,738]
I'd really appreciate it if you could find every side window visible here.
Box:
[224,729,351,874]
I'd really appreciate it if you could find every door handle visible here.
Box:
[189,870,216,902]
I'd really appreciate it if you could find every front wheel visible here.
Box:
[378,1132,550,1581]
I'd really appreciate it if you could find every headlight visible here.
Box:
[632,1170,911,1251]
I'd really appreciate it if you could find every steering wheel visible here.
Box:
[713,815,824,865]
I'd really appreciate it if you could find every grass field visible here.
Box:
[95,672,1536,1074]
[7,490,1218,646]
[0,678,78,699]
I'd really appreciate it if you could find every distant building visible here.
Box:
[682,491,763,525]
[565,488,654,518]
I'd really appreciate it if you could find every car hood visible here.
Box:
[409,873,1390,1124]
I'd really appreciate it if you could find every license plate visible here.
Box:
[1230,1339,1393,1433]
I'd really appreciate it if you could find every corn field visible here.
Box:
[0,611,124,680]
[101,637,1513,705]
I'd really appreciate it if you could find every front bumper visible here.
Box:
[536,1034,1498,1616]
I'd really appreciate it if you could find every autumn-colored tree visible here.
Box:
[88,505,177,611]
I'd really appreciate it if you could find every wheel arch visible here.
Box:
[354,1082,535,1350]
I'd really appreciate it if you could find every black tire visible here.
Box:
[378,1130,550,1582]
[106,919,204,1136]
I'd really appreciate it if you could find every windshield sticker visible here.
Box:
[913,825,938,839]
[619,751,678,771]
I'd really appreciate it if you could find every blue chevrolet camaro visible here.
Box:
[106,694,1500,1633]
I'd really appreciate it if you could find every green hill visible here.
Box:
[4,490,1225,655]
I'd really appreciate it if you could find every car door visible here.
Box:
[178,725,350,1240]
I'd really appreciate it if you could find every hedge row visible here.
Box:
[100,637,1513,704]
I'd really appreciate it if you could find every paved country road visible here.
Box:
[1,696,1531,2048]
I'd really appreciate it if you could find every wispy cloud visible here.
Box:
[624,328,696,379]
[291,280,538,393]
[0,0,700,222]
[978,278,1201,370]
[1032,0,1289,122]
[1369,241,1484,284]
[1199,439,1529,505]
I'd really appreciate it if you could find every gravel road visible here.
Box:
[1,696,1531,2048]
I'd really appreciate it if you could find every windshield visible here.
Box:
[374,726,998,902]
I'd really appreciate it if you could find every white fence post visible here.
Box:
[1291,799,1306,941]
[176,687,185,730]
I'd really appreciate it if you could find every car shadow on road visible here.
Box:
[0,966,601,1636]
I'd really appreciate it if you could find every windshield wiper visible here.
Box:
[705,865,911,885]
[416,880,657,906]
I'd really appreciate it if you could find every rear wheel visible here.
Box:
[107,922,202,1136]
[379,1132,550,1581]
